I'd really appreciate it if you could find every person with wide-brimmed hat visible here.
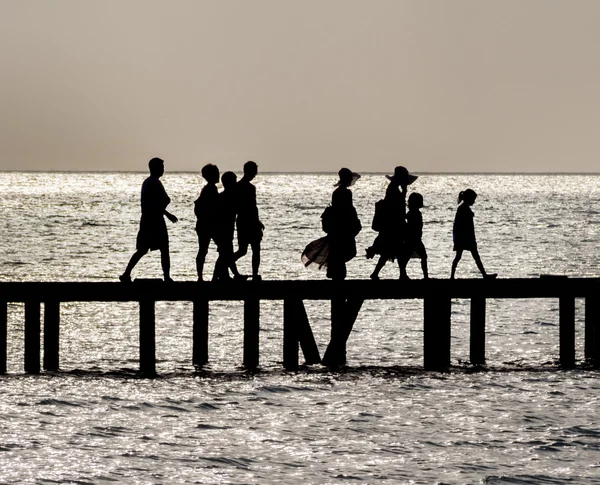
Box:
[366,166,417,280]
[301,168,362,278]
[326,168,362,280]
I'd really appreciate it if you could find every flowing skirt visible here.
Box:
[301,236,330,270]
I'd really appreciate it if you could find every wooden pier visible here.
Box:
[0,277,599,375]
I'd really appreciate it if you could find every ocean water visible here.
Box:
[0,172,599,484]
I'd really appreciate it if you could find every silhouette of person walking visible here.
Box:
[213,171,246,281]
[194,164,220,281]
[120,157,178,283]
[450,189,497,279]
[366,166,417,280]
[324,168,362,280]
[405,192,428,279]
[233,161,264,281]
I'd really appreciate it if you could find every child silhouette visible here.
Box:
[404,192,428,279]
[450,189,497,280]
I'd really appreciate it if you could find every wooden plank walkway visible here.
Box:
[0,277,599,375]
[1,277,600,301]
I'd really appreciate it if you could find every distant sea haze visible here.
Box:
[0,173,599,484]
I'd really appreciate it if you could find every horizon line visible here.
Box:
[0,169,599,176]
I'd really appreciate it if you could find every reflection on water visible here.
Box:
[0,173,599,483]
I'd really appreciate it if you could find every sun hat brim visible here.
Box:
[386,173,418,185]
[334,172,361,187]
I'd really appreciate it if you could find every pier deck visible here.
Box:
[1,278,599,375]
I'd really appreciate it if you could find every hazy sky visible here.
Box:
[1,0,599,172]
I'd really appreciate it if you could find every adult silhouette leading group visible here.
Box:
[121,158,497,282]
[121,158,263,283]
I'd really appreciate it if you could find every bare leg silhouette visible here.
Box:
[251,241,261,278]
[451,249,463,279]
[370,256,387,280]
[233,243,248,262]
[471,249,496,279]
[212,257,229,281]
[121,249,149,282]
[398,259,409,280]
[160,247,172,282]
[196,235,210,281]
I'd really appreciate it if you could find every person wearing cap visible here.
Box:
[120,157,178,283]
[233,161,264,281]
[324,168,362,280]
[365,166,417,280]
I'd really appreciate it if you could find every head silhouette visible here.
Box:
[336,167,360,188]
[458,189,477,205]
[201,163,219,184]
[393,166,408,186]
[243,161,258,180]
[221,171,237,189]
[148,157,165,177]
[408,192,424,210]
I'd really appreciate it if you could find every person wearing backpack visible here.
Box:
[301,168,361,279]
[325,168,362,280]
[366,166,417,280]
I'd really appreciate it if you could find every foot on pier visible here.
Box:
[252,274,262,282]
[484,273,498,280]
[119,274,132,283]
[234,274,250,282]
[164,276,175,283]
[370,273,380,280]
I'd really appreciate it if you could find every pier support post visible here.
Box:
[283,299,299,370]
[283,299,321,371]
[470,297,486,366]
[322,298,363,367]
[0,301,6,374]
[193,299,209,367]
[424,296,451,371]
[585,297,600,367]
[559,296,575,368]
[322,297,346,367]
[24,301,41,374]
[43,301,60,371]
[244,299,260,370]
[584,297,597,363]
[595,303,600,369]
[298,302,321,366]
[139,300,156,375]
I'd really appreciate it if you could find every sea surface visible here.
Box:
[0,172,599,484]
